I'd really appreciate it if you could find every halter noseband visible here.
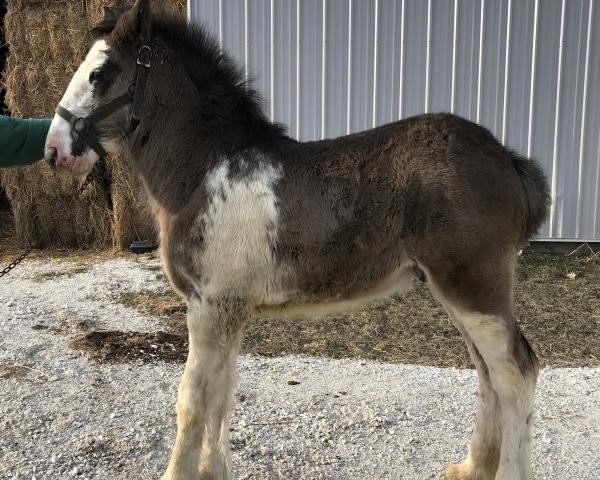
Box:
[56,44,153,160]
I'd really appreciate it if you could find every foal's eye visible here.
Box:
[89,70,105,84]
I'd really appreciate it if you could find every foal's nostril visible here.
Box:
[46,147,58,168]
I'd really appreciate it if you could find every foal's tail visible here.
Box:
[511,153,551,241]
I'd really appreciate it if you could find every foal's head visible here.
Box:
[45,0,157,176]
[46,0,283,178]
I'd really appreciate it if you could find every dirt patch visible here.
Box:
[71,280,188,363]
[70,331,188,363]
[0,360,49,381]
[31,263,91,283]
[31,311,98,335]
[0,361,30,379]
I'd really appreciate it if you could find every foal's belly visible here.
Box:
[256,263,417,319]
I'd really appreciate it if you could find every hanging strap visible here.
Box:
[131,44,153,126]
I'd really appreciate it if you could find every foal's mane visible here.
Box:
[91,4,287,148]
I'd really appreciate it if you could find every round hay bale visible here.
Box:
[0,0,185,249]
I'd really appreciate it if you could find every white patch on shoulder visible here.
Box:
[198,153,284,302]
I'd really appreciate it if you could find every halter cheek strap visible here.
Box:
[56,93,132,159]
[55,44,153,160]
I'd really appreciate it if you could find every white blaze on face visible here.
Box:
[44,40,110,176]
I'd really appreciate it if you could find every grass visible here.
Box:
[111,288,186,333]
[108,250,600,368]
[515,250,600,367]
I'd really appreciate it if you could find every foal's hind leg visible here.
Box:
[163,296,246,480]
[442,309,501,480]
[427,256,538,480]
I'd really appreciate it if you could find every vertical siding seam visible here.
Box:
[289,5,294,128]
[296,0,301,139]
[577,0,594,236]
[218,0,223,48]
[527,0,539,158]
[468,1,477,117]
[550,0,567,237]
[425,0,432,113]
[595,134,600,235]
[390,1,397,122]
[494,3,504,133]
[270,0,274,121]
[347,1,353,134]
[398,0,405,119]
[321,0,327,139]
[451,0,459,114]
[244,0,249,84]
[372,0,379,128]
[594,2,600,236]
[501,0,512,144]
[477,0,485,123]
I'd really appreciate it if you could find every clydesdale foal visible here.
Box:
[45,2,550,479]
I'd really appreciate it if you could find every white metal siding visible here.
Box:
[189,0,600,241]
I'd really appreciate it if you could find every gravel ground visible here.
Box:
[1,257,599,479]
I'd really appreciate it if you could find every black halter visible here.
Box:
[56,44,153,160]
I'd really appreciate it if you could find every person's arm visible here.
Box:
[0,116,52,168]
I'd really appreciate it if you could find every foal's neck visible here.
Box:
[129,60,288,214]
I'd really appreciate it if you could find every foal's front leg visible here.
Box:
[163,297,246,480]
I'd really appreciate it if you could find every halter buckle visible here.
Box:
[137,45,152,68]
[73,117,88,134]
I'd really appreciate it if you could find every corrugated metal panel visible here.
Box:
[324,0,350,138]
[189,0,600,241]
[580,0,600,239]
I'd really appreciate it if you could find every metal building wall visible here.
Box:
[189,0,600,241]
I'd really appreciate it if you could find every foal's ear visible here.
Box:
[131,0,152,42]
[102,6,126,23]
[90,5,127,39]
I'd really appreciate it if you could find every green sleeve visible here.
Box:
[0,116,52,168]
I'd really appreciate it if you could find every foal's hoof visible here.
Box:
[444,457,496,480]
[443,461,489,480]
